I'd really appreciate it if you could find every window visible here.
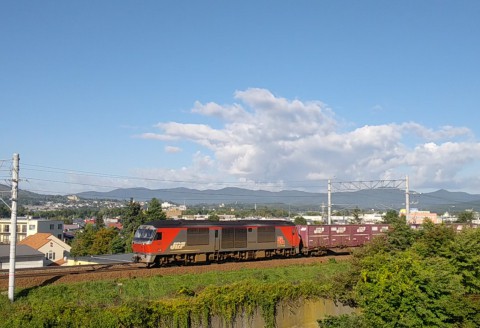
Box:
[50,224,54,230]
[4,225,9,233]
[57,224,62,229]
[155,232,162,240]
[29,225,35,230]
[46,251,55,260]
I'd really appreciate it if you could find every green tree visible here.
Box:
[90,227,119,255]
[70,225,97,257]
[447,227,480,294]
[208,213,220,221]
[121,199,150,253]
[382,210,399,224]
[293,216,307,225]
[411,221,456,258]
[350,208,362,224]
[145,198,166,221]
[110,234,126,254]
[355,250,471,327]
[383,216,417,252]
[0,204,9,217]
[457,210,474,223]
[121,199,144,235]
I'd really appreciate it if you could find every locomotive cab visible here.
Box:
[133,225,159,244]
[132,225,162,264]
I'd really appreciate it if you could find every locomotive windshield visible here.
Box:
[133,226,157,243]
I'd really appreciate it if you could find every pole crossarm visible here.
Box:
[330,179,406,192]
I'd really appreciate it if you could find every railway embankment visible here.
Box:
[0,257,351,328]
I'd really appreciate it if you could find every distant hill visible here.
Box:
[76,186,480,212]
[3,183,480,212]
[0,184,68,205]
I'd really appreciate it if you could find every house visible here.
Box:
[18,233,71,266]
[403,209,440,224]
[0,216,64,244]
[0,244,45,269]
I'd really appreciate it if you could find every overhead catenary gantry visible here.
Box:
[327,176,410,224]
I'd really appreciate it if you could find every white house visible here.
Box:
[18,233,71,266]
[0,216,64,244]
[0,244,45,269]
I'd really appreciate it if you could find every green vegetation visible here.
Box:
[0,261,349,328]
[70,198,166,256]
[293,216,307,225]
[321,216,480,327]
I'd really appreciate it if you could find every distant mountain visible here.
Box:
[76,186,480,212]
[0,184,68,205]
[4,183,480,212]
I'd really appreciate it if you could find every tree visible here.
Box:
[145,198,166,221]
[110,234,126,254]
[208,213,220,221]
[0,204,9,217]
[294,216,307,225]
[70,225,97,257]
[122,199,144,235]
[121,199,149,253]
[457,210,474,223]
[350,208,362,224]
[355,250,471,327]
[383,216,418,252]
[90,227,119,255]
[447,227,480,294]
[382,210,399,224]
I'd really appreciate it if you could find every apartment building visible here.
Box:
[0,216,63,244]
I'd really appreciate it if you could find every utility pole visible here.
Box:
[8,153,19,302]
[405,175,410,223]
[327,179,332,224]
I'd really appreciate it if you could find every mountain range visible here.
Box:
[76,187,480,212]
[2,183,480,212]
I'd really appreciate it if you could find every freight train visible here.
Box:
[131,219,390,266]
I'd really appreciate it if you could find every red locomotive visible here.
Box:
[132,219,301,266]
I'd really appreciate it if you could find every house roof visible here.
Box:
[0,244,44,259]
[18,233,53,249]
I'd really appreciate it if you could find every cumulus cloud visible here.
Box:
[137,88,480,192]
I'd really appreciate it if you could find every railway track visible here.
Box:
[0,262,143,280]
[0,253,351,291]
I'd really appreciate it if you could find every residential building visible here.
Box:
[404,209,440,224]
[0,216,64,244]
[18,233,71,266]
[0,244,45,269]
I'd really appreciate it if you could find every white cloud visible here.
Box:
[165,146,182,153]
[136,88,480,192]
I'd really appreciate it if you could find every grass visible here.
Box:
[0,260,351,328]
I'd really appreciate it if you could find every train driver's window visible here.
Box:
[155,232,162,240]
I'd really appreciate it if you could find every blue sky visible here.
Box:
[1,1,480,195]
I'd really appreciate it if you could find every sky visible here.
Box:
[1,1,480,196]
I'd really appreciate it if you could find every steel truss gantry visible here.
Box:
[327,176,410,224]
